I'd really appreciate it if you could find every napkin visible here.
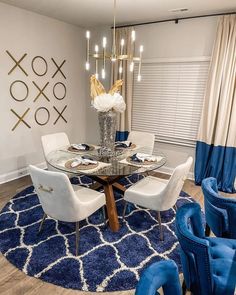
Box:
[115,141,132,148]
[70,156,97,167]
[71,143,90,151]
[130,153,156,163]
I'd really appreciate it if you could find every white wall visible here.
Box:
[133,17,218,175]
[0,3,87,182]
[135,17,218,59]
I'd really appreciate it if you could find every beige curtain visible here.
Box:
[195,15,236,192]
[111,27,134,140]
[198,15,236,147]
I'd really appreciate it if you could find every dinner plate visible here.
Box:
[68,144,95,152]
[126,156,157,165]
[115,143,136,150]
[64,159,98,170]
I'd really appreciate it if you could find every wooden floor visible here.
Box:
[0,174,235,295]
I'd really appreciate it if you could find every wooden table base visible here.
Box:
[103,183,120,232]
[89,175,125,232]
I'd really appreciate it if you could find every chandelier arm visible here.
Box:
[89,53,141,61]
[112,0,116,59]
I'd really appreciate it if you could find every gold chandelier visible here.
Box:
[85,0,143,81]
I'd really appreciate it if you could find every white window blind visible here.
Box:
[132,59,210,147]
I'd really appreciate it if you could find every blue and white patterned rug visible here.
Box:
[0,174,194,292]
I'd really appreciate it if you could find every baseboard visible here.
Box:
[0,162,47,185]
[157,166,194,181]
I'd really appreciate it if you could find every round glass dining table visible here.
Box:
[46,146,166,232]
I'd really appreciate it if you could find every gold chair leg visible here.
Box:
[38,213,47,233]
[75,222,79,256]
[122,201,128,221]
[102,206,107,227]
[157,211,164,241]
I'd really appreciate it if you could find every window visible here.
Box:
[132,59,210,147]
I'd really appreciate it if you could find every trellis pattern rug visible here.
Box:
[0,174,194,292]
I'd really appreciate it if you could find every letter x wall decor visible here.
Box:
[6,50,28,76]
[7,50,68,131]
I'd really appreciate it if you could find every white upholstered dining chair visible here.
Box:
[122,156,193,241]
[41,132,70,157]
[29,165,106,255]
[41,132,70,171]
[127,131,155,155]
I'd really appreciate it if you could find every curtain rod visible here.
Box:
[112,11,236,28]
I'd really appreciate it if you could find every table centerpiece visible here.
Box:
[90,75,126,156]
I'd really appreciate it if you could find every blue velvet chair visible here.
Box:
[202,177,236,238]
[175,202,236,295]
[135,260,182,295]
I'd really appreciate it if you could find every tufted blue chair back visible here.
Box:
[202,177,236,238]
[175,203,214,295]
[135,260,181,295]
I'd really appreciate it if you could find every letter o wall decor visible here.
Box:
[10,80,29,102]
[34,107,50,126]
[31,56,48,76]
[53,82,66,100]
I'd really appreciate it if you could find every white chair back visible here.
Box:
[41,132,70,157]
[160,156,193,211]
[128,131,155,154]
[29,165,82,222]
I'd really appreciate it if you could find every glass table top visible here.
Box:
[46,146,166,177]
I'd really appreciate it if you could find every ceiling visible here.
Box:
[0,0,235,28]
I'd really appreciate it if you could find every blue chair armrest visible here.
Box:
[135,260,181,295]
[202,177,236,238]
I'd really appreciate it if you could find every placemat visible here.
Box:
[65,159,98,170]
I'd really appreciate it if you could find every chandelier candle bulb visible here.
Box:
[102,68,106,79]
[137,45,143,81]
[130,61,134,72]
[86,31,90,70]
[102,38,106,78]
[86,30,90,39]
[95,45,99,79]
[103,37,107,48]
[119,63,123,79]
[130,31,135,73]
[118,39,125,78]
[85,62,90,71]
[131,30,136,42]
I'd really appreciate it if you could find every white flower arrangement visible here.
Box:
[90,75,126,113]
[92,92,126,113]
